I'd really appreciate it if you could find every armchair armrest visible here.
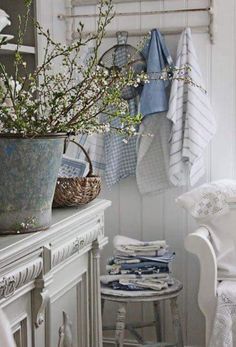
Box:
[185,226,217,346]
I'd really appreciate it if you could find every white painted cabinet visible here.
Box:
[0,199,110,347]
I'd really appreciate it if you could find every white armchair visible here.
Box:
[185,227,217,347]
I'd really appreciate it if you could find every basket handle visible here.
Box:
[69,139,93,177]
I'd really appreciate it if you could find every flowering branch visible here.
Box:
[0,0,201,137]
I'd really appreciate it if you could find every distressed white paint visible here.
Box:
[185,227,218,347]
[46,0,236,345]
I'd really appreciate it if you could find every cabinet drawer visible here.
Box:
[51,220,104,268]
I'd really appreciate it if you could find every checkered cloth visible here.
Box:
[76,133,105,176]
[104,100,138,188]
[59,155,89,177]
[104,31,138,188]
[137,112,173,194]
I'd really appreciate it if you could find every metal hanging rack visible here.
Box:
[59,0,215,44]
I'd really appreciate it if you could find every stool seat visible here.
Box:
[101,277,184,347]
[101,278,183,302]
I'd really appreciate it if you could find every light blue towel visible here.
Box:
[136,29,174,194]
[140,29,173,117]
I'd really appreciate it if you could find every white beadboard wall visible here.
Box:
[46,0,236,346]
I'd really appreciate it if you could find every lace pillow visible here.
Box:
[177,180,236,279]
[176,180,236,219]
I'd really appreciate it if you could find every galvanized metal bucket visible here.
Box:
[0,134,67,234]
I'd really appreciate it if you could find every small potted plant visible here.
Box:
[0,0,142,234]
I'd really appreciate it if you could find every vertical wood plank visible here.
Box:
[162,1,187,344]
[211,0,235,180]
[100,183,120,340]
[140,0,165,340]
[119,177,143,340]
[185,24,210,347]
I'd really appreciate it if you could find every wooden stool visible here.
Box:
[101,278,183,347]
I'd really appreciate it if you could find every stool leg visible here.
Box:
[115,303,127,347]
[153,301,162,341]
[170,297,184,347]
[101,299,105,317]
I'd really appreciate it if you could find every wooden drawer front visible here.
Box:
[13,318,28,347]
[4,292,33,347]
[77,274,90,347]
[47,254,90,347]
[48,273,89,347]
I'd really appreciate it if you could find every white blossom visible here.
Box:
[8,78,22,93]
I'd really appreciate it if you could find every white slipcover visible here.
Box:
[177,180,236,279]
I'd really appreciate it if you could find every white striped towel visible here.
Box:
[167,28,216,186]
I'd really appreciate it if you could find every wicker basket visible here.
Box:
[53,140,101,207]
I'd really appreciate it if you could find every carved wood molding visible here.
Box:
[34,289,50,328]
[0,258,43,300]
[97,216,105,239]
[52,223,104,267]
[72,0,151,5]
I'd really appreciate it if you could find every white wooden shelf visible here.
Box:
[0,44,36,55]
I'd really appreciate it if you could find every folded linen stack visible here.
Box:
[101,236,175,291]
